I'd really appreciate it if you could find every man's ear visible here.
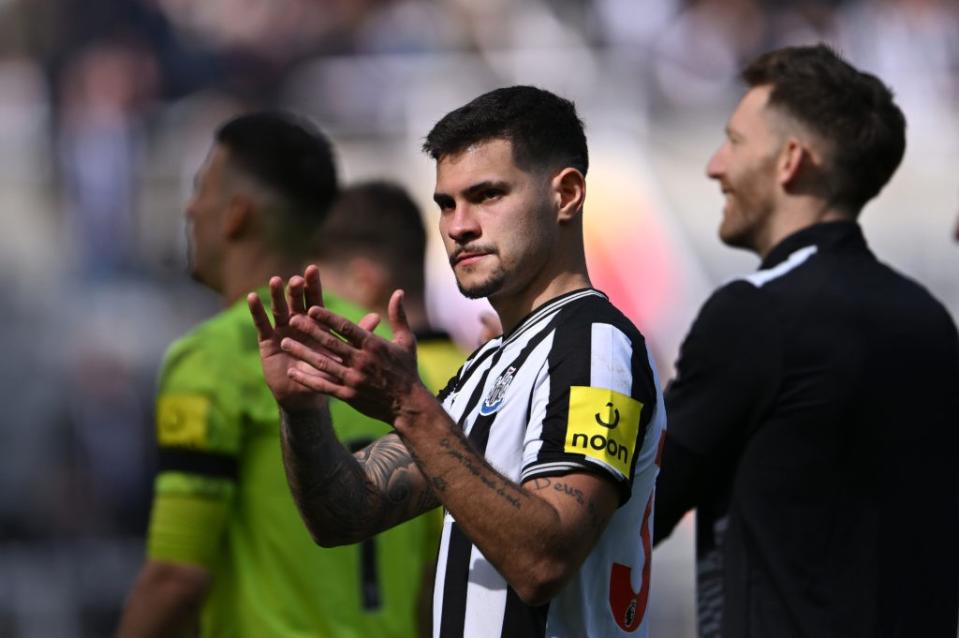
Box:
[778,135,830,198]
[551,167,586,223]
[777,136,825,189]
[223,194,254,239]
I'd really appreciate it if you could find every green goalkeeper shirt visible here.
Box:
[147,290,439,638]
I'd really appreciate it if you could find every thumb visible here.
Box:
[388,289,415,352]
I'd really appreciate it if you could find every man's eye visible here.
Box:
[483,190,502,201]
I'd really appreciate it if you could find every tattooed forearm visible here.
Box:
[279,408,437,545]
[527,477,606,533]
[436,435,528,510]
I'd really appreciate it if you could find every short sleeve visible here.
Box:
[146,336,239,567]
[520,319,657,502]
[153,338,240,496]
[665,281,781,457]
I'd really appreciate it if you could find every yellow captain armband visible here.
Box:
[564,386,643,478]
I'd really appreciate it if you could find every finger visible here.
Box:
[289,315,356,361]
[281,336,353,380]
[288,276,307,315]
[248,292,274,341]
[388,289,415,351]
[358,312,381,333]
[287,367,357,402]
[307,306,373,347]
[269,276,290,327]
[304,264,325,309]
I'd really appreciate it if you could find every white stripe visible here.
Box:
[590,323,634,395]
[462,546,508,638]
[520,338,553,472]
[735,245,818,288]
[432,515,453,635]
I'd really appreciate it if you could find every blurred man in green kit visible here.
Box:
[117,112,438,638]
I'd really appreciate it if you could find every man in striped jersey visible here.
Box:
[248,86,667,637]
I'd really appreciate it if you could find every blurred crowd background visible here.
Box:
[0,0,956,636]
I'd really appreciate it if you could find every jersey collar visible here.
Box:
[500,287,607,347]
[761,221,868,270]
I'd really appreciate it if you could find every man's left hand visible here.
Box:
[282,289,427,425]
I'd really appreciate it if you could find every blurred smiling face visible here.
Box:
[185,144,231,290]
[434,138,555,301]
[706,85,784,252]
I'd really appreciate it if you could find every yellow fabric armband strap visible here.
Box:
[147,490,231,569]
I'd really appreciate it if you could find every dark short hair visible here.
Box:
[742,44,906,214]
[215,111,338,234]
[316,181,427,297]
[422,86,588,176]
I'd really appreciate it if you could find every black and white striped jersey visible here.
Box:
[432,288,666,638]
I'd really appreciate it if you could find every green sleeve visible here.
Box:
[146,334,240,567]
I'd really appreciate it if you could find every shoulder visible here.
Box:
[160,312,234,382]
[163,300,261,367]
[547,292,658,399]
[689,279,775,336]
[550,292,646,355]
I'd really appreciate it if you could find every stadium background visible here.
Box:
[0,0,955,635]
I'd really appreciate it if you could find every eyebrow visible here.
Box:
[464,180,508,196]
[433,180,509,205]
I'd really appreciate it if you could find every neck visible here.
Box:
[219,244,303,306]
[756,199,854,259]
[490,266,591,335]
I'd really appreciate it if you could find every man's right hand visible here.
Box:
[248,265,380,411]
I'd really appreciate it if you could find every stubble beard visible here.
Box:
[456,263,508,300]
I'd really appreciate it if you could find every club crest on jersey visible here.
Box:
[480,366,517,415]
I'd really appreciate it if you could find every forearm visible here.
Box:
[117,562,209,638]
[280,405,437,545]
[394,389,602,604]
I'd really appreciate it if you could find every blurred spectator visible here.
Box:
[57,41,158,277]
[836,0,959,142]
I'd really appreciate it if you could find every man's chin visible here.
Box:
[718,220,754,252]
[456,276,504,300]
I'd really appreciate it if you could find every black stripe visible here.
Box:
[500,587,549,637]
[466,315,562,453]
[157,447,238,479]
[536,309,594,467]
[458,342,500,391]
[436,364,463,403]
[359,535,382,610]
[438,523,474,638]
